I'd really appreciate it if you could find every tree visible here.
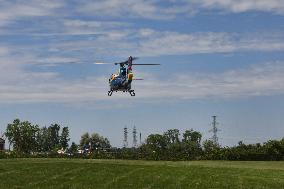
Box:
[202,139,220,160]
[181,129,202,159]
[49,124,61,151]
[79,132,111,153]
[146,134,167,150]
[5,119,20,151]
[69,142,78,154]
[60,127,70,149]
[264,140,284,160]
[164,129,180,144]
[90,133,111,151]
[5,119,39,153]
[37,126,51,152]
[80,132,91,152]
[183,129,202,144]
[143,134,168,160]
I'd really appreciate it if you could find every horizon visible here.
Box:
[0,0,284,148]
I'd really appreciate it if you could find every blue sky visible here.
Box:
[0,0,284,147]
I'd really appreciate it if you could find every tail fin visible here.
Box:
[127,56,133,71]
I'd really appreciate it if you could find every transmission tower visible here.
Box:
[133,126,137,148]
[210,116,220,146]
[123,126,128,148]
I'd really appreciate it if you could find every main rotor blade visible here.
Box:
[115,57,139,65]
[94,57,156,66]
[94,62,114,65]
[132,63,160,65]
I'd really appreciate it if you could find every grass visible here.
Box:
[0,159,284,189]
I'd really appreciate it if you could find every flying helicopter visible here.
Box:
[95,56,160,96]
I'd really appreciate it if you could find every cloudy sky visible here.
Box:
[0,0,284,147]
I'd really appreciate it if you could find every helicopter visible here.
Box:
[95,56,160,96]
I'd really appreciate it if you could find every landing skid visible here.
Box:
[129,90,135,96]
[108,90,113,96]
[107,90,135,96]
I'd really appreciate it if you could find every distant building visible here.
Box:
[0,138,5,151]
[57,148,66,154]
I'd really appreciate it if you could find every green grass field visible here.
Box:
[0,159,283,189]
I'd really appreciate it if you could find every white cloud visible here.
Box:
[0,49,283,104]
[50,30,284,57]
[0,0,64,25]
[1,23,284,104]
[197,0,284,14]
[2,16,280,58]
[0,40,283,103]
[137,31,284,56]
[0,0,282,104]
[61,19,130,36]
[38,57,81,66]
[136,62,284,100]
[76,0,284,20]
[0,0,282,27]
[77,0,176,20]
[0,47,9,56]
[0,49,56,85]
[0,77,108,103]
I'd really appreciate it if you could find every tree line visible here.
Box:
[5,119,70,153]
[2,119,111,156]
[1,119,284,161]
[138,129,284,161]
